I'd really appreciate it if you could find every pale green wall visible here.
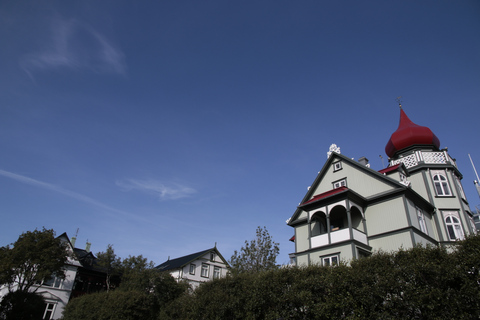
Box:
[365,198,408,236]
[369,231,413,252]
[311,160,396,199]
[308,243,354,265]
[413,232,437,247]
[296,253,309,266]
[295,224,310,252]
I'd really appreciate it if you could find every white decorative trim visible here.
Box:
[327,144,341,158]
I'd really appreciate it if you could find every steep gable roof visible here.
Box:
[287,152,430,225]
[155,247,228,272]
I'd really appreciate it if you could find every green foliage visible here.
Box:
[165,235,480,319]
[63,235,480,319]
[95,244,121,292]
[62,290,155,320]
[0,228,69,292]
[63,257,187,320]
[229,226,280,275]
[0,291,45,320]
[118,269,187,307]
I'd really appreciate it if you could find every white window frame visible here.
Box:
[443,211,464,241]
[416,207,428,235]
[333,161,342,172]
[43,303,56,320]
[322,255,339,266]
[210,252,216,262]
[201,263,210,278]
[213,266,221,279]
[454,175,466,200]
[333,179,346,189]
[42,276,63,288]
[189,263,196,275]
[431,170,452,196]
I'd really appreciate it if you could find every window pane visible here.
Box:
[442,182,450,195]
[447,225,456,240]
[331,256,338,265]
[435,183,444,195]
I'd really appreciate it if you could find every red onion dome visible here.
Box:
[385,108,440,158]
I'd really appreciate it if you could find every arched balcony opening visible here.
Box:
[311,211,327,237]
[329,205,347,232]
[350,206,364,232]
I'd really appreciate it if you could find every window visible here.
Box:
[42,276,62,288]
[333,161,342,172]
[454,176,466,200]
[210,252,216,262]
[431,171,451,196]
[416,207,428,234]
[357,249,371,259]
[213,266,221,279]
[333,179,346,189]
[189,264,196,275]
[322,255,339,266]
[43,303,55,320]
[443,212,464,240]
[201,263,209,278]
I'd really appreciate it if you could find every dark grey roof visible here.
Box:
[155,248,215,271]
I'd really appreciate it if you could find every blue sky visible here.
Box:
[1,1,479,265]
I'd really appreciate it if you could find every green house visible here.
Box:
[287,106,476,266]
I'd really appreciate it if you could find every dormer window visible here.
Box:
[431,170,451,196]
[333,179,346,189]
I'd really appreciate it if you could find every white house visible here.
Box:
[155,247,229,289]
[287,106,476,266]
[0,233,82,320]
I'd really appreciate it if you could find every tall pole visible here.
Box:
[469,154,480,199]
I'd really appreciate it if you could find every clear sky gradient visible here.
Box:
[1,1,479,265]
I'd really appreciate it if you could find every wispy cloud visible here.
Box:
[116,179,197,201]
[20,18,126,78]
[0,169,127,216]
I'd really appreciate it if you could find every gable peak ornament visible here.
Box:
[327,144,341,158]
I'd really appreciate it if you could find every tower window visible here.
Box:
[431,171,451,196]
[443,211,464,241]
[416,207,428,234]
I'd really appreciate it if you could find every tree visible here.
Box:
[0,228,69,292]
[0,291,45,320]
[95,244,121,292]
[229,226,280,274]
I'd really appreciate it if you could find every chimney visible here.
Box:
[358,157,369,167]
[85,241,91,252]
[71,237,77,248]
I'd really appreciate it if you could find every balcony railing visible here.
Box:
[390,151,456,169]
[311,228,367,248]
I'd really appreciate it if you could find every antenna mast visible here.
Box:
[468,154,480,199]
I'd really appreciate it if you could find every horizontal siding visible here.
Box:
[312,161,396,199]
[309,243,353,265]
[295,224,310,252]
[365,198,408,236]
[369,231,413,252]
